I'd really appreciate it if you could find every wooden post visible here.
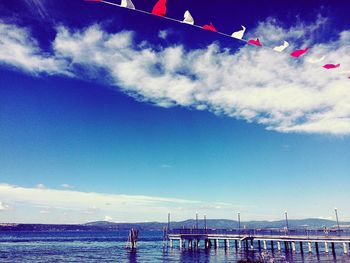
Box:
[343,242,348,254]
[277,241,281,251]
[271,241,274,252]
[315,242,319,255]
[291,241,296,253]
[300,242,304,254]
[308,242,312,253]
[128,228,139,249]
[325,242,329,253]
[263,240,267,250]
[284,241,289,252]
[331,242,336,256]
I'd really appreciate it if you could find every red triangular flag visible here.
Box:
[290,48,310,58]
[152,0,167,17]
[202,23,217,32]
[323,63,340,69]
[247,38,262,47]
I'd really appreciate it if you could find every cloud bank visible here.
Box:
[1,19,350,134]
[0,184,235,223]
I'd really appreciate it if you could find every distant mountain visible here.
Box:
[1,218,349,232]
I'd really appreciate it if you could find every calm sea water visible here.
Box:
[0,231,349,262]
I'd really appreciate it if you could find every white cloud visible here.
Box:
[85,206,100,214]
[36,183,46,189]
[1,19,350,134]
[104,215,113,222]
[0,201,11,211]
[61,184,74,189]
[160,164,172,168]
[0,183,238,223]
[158,30,168,40]
[24,0,51,20]
[0,22,68,75]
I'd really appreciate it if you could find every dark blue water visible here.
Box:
[0,231,349,262]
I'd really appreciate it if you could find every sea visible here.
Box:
[0,231,349,262]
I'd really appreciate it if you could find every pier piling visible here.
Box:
[127,228,139,249]
[300,242,304,254]
[325,241,329,253]
[308,241,312,253]
[291,241,296,253]
[263,240,267,250]
[332,242,336,256]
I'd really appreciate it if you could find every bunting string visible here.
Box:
[85,0,348,79]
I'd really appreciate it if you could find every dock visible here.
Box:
[166,228,350,255]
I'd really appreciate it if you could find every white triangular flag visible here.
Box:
[307,56,325,64]
[231,26,246,39]
[121,0,135,9]
[273,41,289,52]
[182,10,194,25]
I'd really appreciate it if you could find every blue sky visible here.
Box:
[0,0,350,224]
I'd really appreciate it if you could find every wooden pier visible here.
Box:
[166,228,350,256]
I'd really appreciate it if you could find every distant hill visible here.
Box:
[85,218,350,230]
[1,218,349,232]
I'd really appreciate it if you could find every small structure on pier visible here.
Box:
[127,228,139,249]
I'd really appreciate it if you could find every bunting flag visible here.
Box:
[85,0,348,79]
[121,0,135,9]
[202,23,217,32]
[182,10,194,25]
[307,56,325,64]
[248,38,262,47]
[152,0,167,17]
[323,63,340,69]
[273,41,289,52]
[231,26,246,39]
[290,47,310,58]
